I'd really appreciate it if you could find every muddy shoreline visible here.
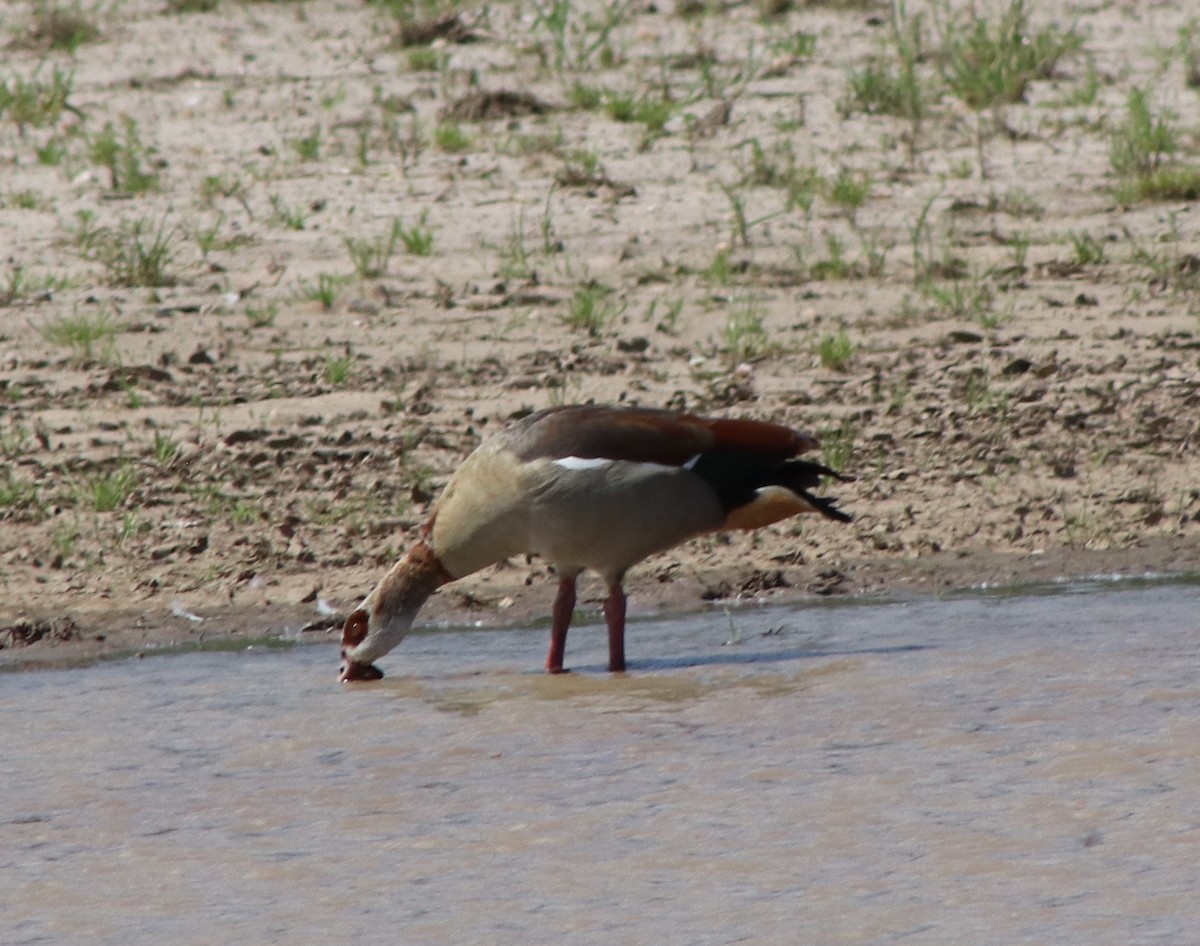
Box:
[6,536,1196,671]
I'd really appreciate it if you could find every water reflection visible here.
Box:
[4,583,1199,945]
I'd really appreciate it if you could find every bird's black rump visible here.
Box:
[691,454,854,523]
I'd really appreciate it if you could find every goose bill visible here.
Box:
[339,660,385,682]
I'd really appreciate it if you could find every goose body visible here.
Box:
[339,405,852,681]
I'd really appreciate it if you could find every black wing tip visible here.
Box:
[822,504,854,524]
[814,462,855,484]
[801,490,854,524]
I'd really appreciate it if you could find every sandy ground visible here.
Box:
[2,0,1198,668]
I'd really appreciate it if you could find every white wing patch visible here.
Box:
[553,456,612,471]
[552,456,687,476]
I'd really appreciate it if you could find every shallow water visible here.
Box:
[4,582,1200,945]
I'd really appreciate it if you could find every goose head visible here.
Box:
[338,541,451,682]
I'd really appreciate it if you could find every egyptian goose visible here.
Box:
[339,405,852,680]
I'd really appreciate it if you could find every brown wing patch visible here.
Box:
[702,417,818,458]
[510,405,821,467]
[511,405,713,466]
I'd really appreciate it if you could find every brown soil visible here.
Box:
[2,0,1198,671]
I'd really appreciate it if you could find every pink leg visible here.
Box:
[546,575,577,673]
[604,581,627,672]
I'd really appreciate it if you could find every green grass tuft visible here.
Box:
[39,308,119,363]
[813,327,855,371]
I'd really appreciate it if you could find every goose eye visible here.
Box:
[341,608,370,649]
